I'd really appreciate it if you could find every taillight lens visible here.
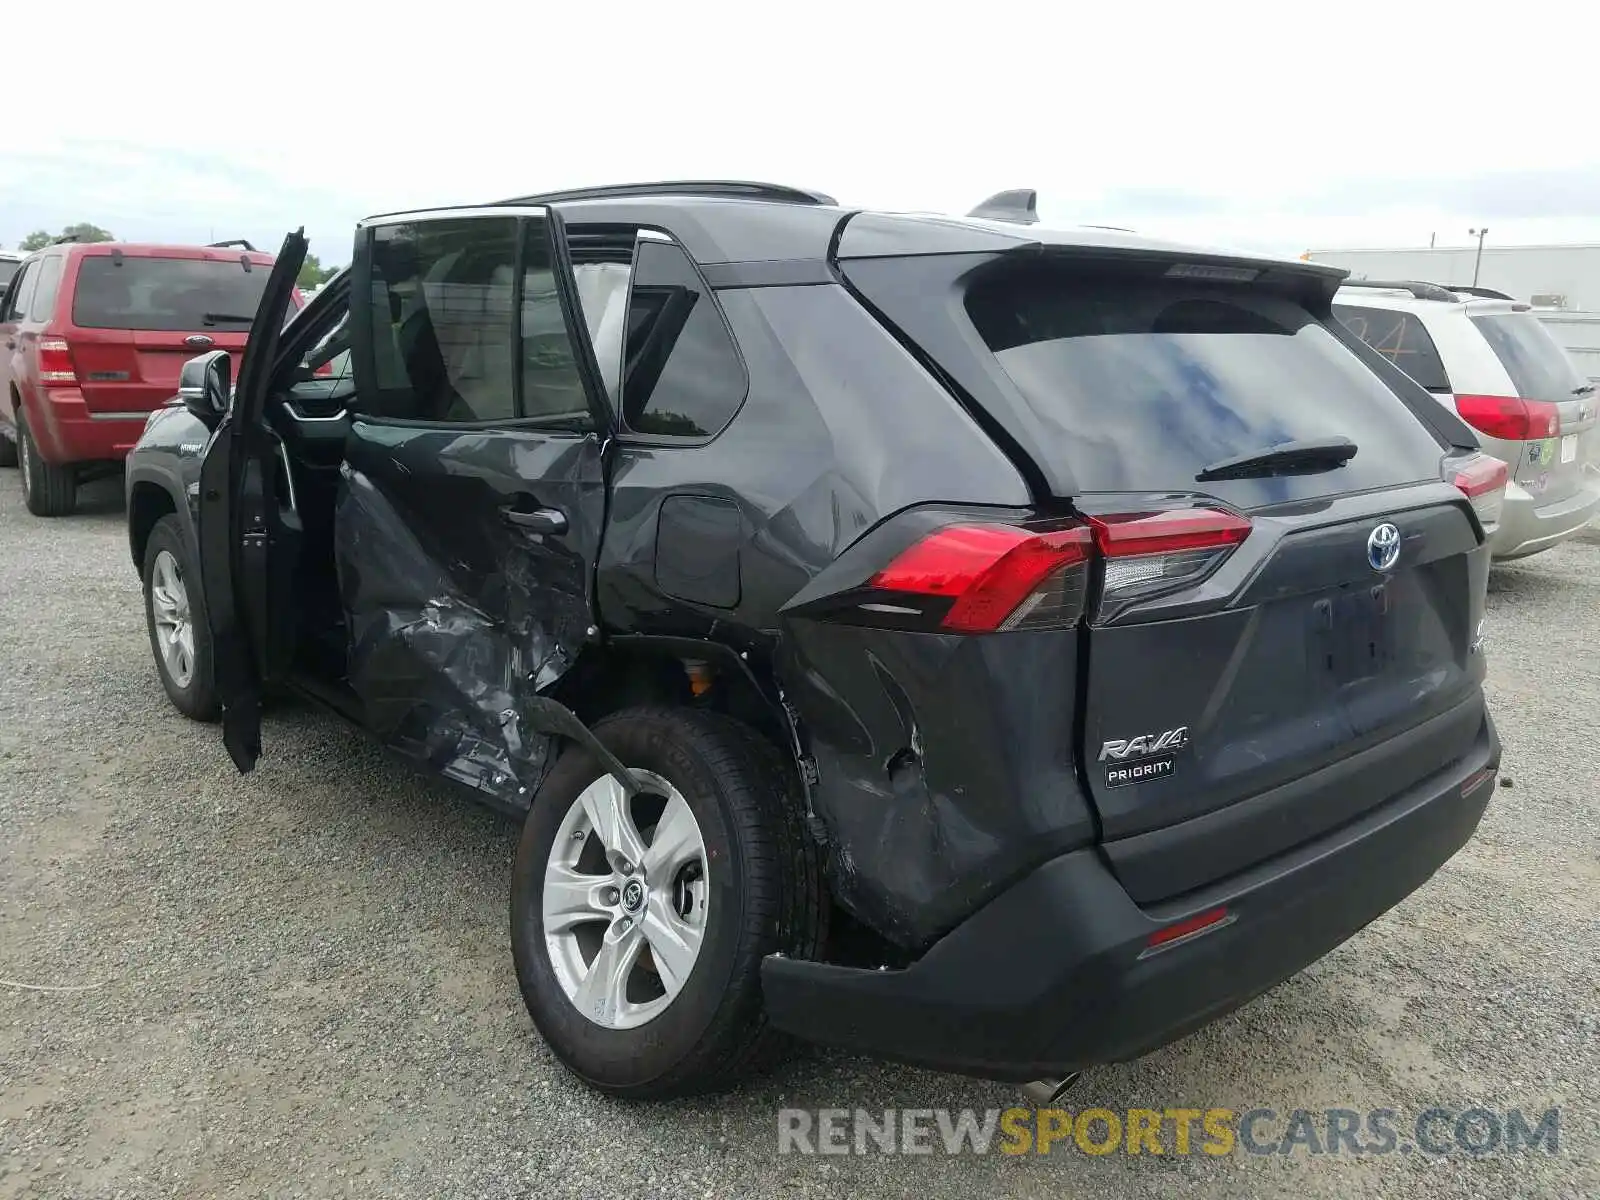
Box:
[1449,452,1508,530]
[1454,393,1560,441]
[37,338,79,388]
[1089,507,1252,600]
[871,523,1092,632]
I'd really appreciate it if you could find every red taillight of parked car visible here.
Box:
[1454,393,1560,441]
[37,338,80,388]
[864,504,1252,632]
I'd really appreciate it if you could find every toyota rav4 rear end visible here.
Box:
[762,215,1501,1083]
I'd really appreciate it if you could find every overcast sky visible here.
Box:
[4,0,1597,265]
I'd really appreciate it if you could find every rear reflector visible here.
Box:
[37,338,79,387]
[1144,905,1232,952]
[1454,393,1560,441]
[871,523,1092,632]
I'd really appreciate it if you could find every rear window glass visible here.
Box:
[965,268,1444,503]
[71,256,274,332]
[1469,312,1588,401]
[1333,303,1451,392]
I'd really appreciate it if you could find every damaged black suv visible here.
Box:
[126,182,1503,1099]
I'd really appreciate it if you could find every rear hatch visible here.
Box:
[1466,307,1598,505]
[63,248,280,415]
[841,242,1493,903]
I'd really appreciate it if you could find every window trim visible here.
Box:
[346,210,609,435]
[608,227,751,449]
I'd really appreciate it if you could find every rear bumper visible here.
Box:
[1489,477,1600,559]
[763,715,1498,1081]
[25,390,152,465]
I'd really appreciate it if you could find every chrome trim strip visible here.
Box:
[358,205,549,228]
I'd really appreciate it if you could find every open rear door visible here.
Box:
[197,229,308,773]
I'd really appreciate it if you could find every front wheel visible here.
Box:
[511,707,824,1098]
[142,514,219,720]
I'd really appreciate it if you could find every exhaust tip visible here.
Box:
[1020,1071,1082,1106]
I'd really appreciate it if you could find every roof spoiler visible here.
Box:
[967,189,1039,225]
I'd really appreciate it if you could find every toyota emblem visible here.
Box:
[1367,523,1401,572]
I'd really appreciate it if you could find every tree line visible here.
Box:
[5,223,339,289]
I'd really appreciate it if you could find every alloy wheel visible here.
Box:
[149,549,196,689]
[543,769,710,1029]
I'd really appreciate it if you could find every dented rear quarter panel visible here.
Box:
[596,281,1095,948]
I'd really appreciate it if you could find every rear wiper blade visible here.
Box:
[1573,383,1596,396]
[1196,437,1358,482]
[202,311,256,325]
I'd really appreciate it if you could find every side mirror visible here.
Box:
[177,350,232,428]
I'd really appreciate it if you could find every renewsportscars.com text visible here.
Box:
[777,1106,1561,1158]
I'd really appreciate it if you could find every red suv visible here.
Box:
[0,240,292,515]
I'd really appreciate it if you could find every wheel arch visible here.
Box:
[127,479,182,570]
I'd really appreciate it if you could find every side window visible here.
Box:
[2,263,35,322]
[27,257,62,322]
[1334,304,1451,392]
[619,239,746,438]
[304,309,353,384]
[357,217,520,423]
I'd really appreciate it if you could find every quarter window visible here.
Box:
[27,257,62,322]
[619,239,745,438]
[1333,304,1451,392]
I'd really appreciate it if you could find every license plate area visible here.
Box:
[1309,583,1394,685]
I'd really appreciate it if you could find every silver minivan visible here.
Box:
[1336,281,1598,559]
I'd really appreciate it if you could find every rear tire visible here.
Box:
[17,412,77,517]
[511,707,824,1098]
[142,514,219,721]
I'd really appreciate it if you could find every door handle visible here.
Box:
[501,504,568,535]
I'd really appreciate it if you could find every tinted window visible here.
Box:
[2,263,34,321]
[27,258,63,322]
[0,260,18,291]
[1334,303,1451,392]
[360,218,521,423]
[965,267,1443,503]
[71,256,275,331]
[1469,312,1589,401]
[620,240,745,438]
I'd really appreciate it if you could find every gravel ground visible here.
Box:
[1,472,1596,1200]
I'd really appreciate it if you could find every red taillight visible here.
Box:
[1454,393,1560,441]
[312,360,333,378]
[37,338,79,388]
[871,524,1092,632]
[1144,905,1232,952]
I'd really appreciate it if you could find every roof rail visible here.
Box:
[208,239,258,252]
[1440,284,1517,301]
[1338,279,1462,303]
[51,233,87,244]
[967,189,1040,225]
[495,180,837,207]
